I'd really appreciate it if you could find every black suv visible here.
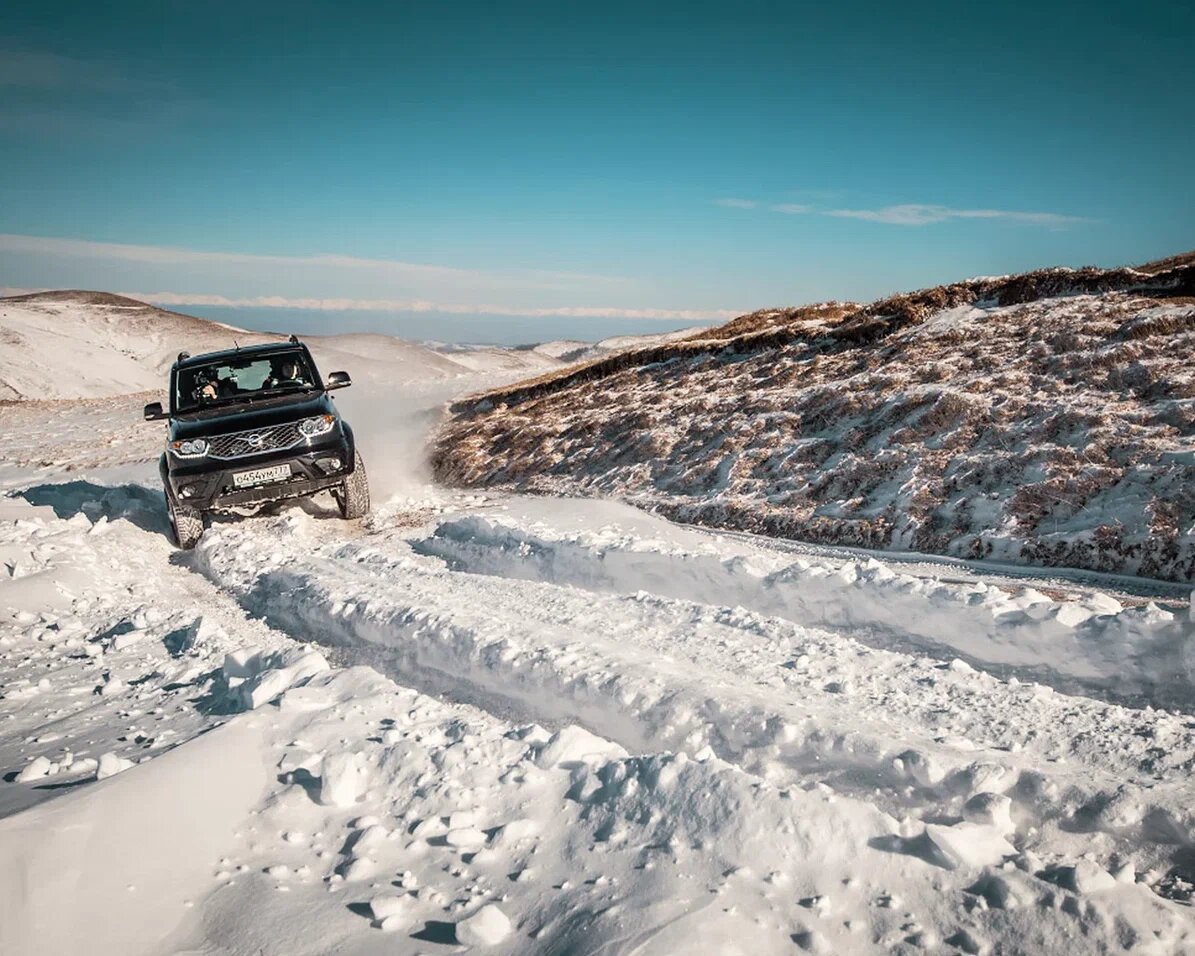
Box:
[143,337,369,548]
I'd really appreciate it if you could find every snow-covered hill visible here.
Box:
[0,291,559,401]
[524,326,702,364]
[433,255,1195,581]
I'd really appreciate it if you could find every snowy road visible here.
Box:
[3,380,1195,954]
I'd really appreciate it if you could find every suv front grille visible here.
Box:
[207,422,306,459]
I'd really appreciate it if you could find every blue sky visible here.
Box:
[1,0,1192,343]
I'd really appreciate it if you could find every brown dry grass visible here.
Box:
[431,251,1195,582]
[452,256,1195,416]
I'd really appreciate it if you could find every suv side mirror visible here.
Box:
[143,401,167,421]
[326,371,352,390]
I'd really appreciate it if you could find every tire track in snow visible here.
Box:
[189,509,1195,897]
[416,513,1195,713]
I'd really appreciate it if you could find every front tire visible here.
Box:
[337,450,370,519]
[167,488,205,549]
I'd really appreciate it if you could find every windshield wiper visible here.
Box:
[255,384,317,397]
[177,384,316,413]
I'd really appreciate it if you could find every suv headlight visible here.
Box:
[170,438,209,458]
[299,414,336,437]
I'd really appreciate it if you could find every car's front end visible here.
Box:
[160,392,357,511]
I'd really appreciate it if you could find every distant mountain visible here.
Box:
[432,253,1195,581]
[525,327,703,365]
[0,291,558,401]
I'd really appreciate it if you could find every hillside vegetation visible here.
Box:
[433,254,1195,581]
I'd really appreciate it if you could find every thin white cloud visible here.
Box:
[0,233,629,291]
[715,197,1086,228]
[823,204,1088,227]
[0,49,168,94]
[0,50,114,90]
[0,236,732,321]
[117,291,737,321]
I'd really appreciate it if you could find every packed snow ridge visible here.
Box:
[433,253,1195,582]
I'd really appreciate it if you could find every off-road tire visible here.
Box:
[167,488,205,549]
[337,450,370,519]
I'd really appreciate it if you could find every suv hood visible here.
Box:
[170,392,336,440]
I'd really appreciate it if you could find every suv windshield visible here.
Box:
[174,350,317,412]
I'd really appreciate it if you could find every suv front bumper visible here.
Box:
[165,431,354,511]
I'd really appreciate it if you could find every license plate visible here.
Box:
[232,464,291,488]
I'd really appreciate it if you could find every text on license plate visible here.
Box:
[233,464,291,488]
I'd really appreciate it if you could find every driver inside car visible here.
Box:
[264,357,307,389]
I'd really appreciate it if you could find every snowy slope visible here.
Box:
[433,257,1195,581]
[525,326,702,365]
[0,291,559,401]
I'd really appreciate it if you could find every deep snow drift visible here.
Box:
[3,291,1195,955]
[433,256,1195,582]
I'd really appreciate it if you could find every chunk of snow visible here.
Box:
[318,752,370,807]
[492,818,538,844]
[957,762,1013,796]
[1052,603,1092,628]
[968,872,1025,910]
[16,756,52,782]
[962,793,1014,835]
[240,649,331,709]
[534,726,627,769]
[222,647,262,679]
[96,752,135,780]
[924,822,1014,870]
[112,630,149,651]
[1054,861,1117,894]
[1113,862,1136,884]
[342,857,380,882]
[455,903,512,946]
[370,894,410,921]
[446,827,487,849]
[945,927,987,954]
[895,750,944,787]
[352,824,389,852]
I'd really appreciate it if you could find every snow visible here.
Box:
[456,903,513,945]
[317,751,371,808]
[95,752,136,780]
[527,326,700,364]
[2,291,1195,954]
[412,505,1195,708]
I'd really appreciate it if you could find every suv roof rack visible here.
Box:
[177,351,190,364]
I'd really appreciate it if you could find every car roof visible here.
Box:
[175,342,307,370]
